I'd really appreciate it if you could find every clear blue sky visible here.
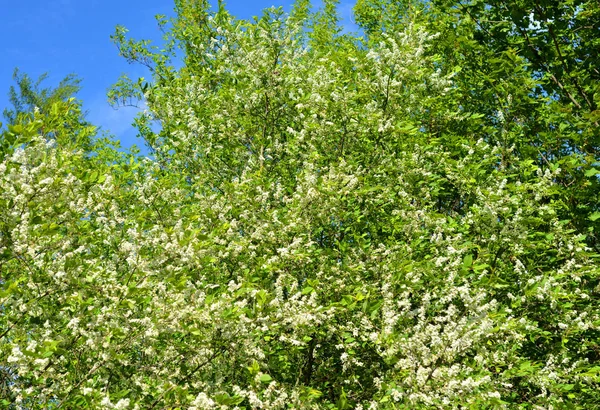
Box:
[0,0,356,151]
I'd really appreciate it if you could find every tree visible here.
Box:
[1,0,598,408]
[353,0,600,251]
[3,69,83,126]
[1,69,95,154]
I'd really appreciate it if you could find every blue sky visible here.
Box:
[0,0,356,151]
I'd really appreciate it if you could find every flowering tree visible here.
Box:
[1,0,599,408]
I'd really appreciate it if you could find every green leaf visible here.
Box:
[259,374,273,383]
[247,360,260,375]
[463,254,473,268]
[215,392,244,405]
[89,170,99,183]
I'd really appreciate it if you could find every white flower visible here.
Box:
[100,396,112,408]
[114,398,130,410]
[67,317,80,330]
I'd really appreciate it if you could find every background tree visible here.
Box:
[353,0,600,250]
[3,68,82,125]
[1,69,95,154]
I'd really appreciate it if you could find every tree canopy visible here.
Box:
[1,0,599,409]
[3,69,83,126]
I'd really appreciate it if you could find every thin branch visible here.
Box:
[149,347,226,409]
[534,2,595,110]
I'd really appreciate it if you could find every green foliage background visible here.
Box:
[1,0,599,408]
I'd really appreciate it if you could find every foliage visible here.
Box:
[1,69,95,154]
[1,0,599,409]
[3,69,83,126]
[354,0,600,251]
